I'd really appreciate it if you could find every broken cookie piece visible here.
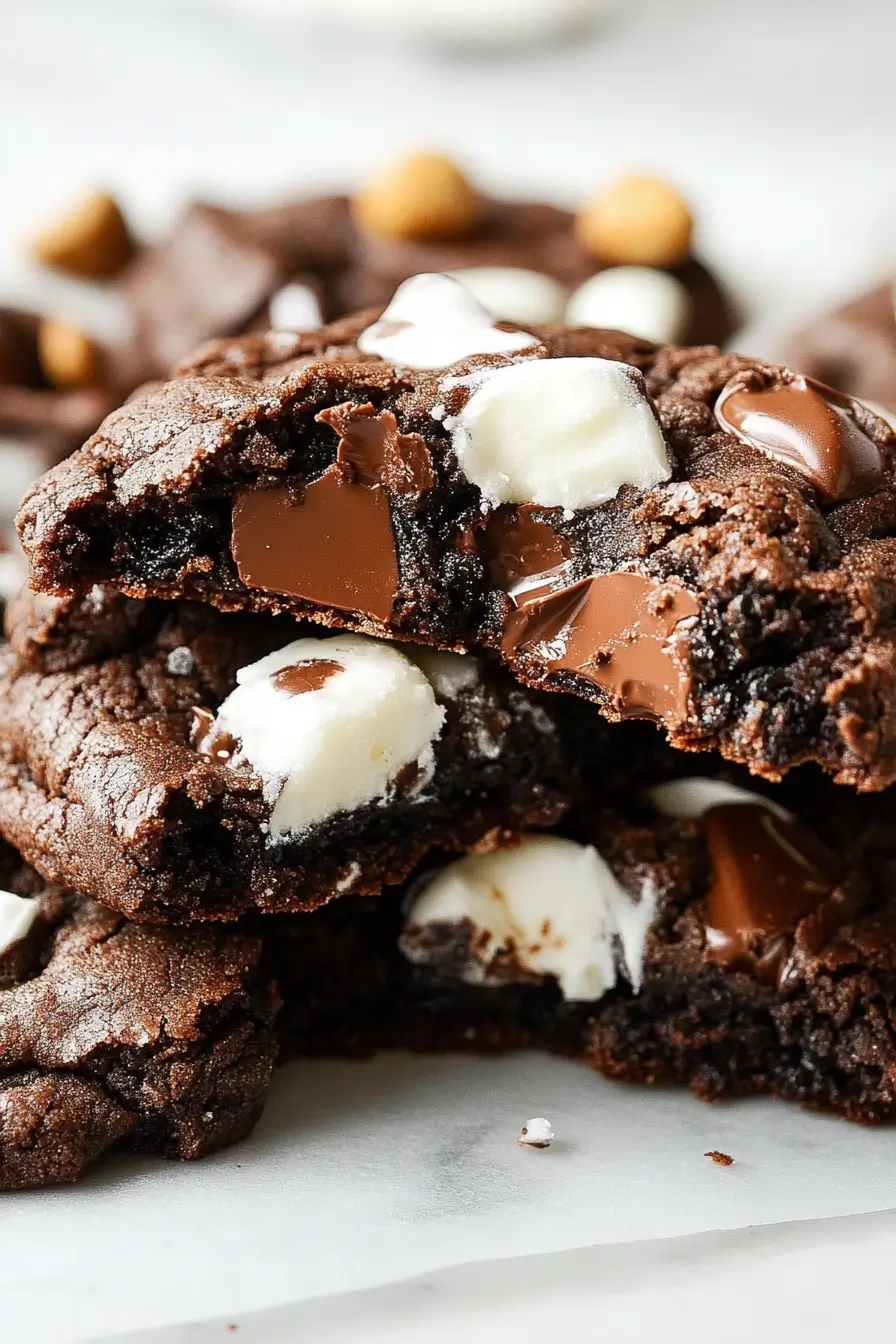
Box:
[0,840,276,1189]
[0,588,574,920]
[19,281,896,788]
[276,752,896,1125]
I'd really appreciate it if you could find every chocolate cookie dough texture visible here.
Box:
[0,589,574,920]
[20,276,896,788]
[1,155,733,514]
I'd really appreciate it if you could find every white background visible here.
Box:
[3,3,896,1341]
[2,0,896,334]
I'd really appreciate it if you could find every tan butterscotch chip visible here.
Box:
[37,319,100,388]
[352,152,481,241]
[576,175,694,268]
[30,191,135,278]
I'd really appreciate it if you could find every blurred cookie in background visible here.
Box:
[0,304,117,518]
[2,155,736,518]
[112,152,738,385]
[346,154,736,348]
[784,281,896,417]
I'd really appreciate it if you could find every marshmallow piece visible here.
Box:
[209,634,445,839]
[358,273,537,370]
[446,356,671,509]
[269,282,323,332]
[449,267,568,327]
[401,834,655,1001]
[565,267,691,345]
[646,777,792,822]
[518,1118,553,1148]
[0,889,38,956]
[407,646,480,699]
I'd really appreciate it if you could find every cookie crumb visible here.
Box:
[705,1150,734,1166]
[519,1117,553,1148]
[166,646,195,677]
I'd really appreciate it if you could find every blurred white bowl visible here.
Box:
[212,0,611,50]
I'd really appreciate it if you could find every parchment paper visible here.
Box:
[4,1050,896,1343]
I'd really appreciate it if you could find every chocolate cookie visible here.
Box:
[19,280,896,789]
[7,743,896,1189]
[0,588,574,921]
[784,282,896,414]
[0,841,276,1190]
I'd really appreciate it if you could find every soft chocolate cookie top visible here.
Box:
[17,275,896,788]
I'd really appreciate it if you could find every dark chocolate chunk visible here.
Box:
[272,659,343,695]
[232,473,400,624]
[484,506,571,596]
[702,803,841,985]
[504,572,699,727]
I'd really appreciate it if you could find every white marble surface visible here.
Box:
[3,3,896,1341]
[106,1207,896,1344]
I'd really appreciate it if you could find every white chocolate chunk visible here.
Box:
[646,777,792,822]
[565,266,691,345]
[449,267,568,326]
[357,273,537,370]
[518,1117,553,1148]
[401,834,656,1001]
[210,634,445,839]
[269,282,323,332]
[446,356,671,509]
[0,890,38,956]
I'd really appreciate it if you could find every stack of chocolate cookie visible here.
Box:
[4,269,896,1191]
